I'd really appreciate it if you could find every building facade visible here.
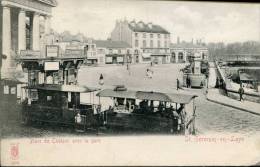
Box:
[0,0,57,79]
[91,40,132,65]
[170,42,209,63]
[111,19,171,64]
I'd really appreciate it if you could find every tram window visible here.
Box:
[47,96,52,101]
[68,92,71,102]
[3,85,9,94]
[11,87,16,94]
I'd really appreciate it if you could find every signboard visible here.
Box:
[20,50,40,57]
[117,56,124,63]
[65,49,84,57]
[44,62,60,71]
[106,57,112,63]
[46,45,59,57]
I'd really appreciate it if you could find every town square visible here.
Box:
[0,0,260,166]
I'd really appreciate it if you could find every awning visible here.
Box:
[142,53,151,58]
[23,84,100,93]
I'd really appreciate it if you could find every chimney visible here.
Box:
[177,36,180,44]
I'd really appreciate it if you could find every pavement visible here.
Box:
[207,88,260,116]
[207,62,260,116]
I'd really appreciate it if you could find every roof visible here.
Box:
[24,84,100,93]
[128,21,170,34]
[170,43,208,49]
[96,89,137,99]
[0,78,25,84]
[37,0,58,7]
[136,91,197,104]
[97,89,197,104]
[94,40,131,48]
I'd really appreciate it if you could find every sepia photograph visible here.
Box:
[0,0,260,166]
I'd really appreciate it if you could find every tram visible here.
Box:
[97,86,197,135]
[21,84,102,130]
[182,52,209,88]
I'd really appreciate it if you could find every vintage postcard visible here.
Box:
[0,0,260,166]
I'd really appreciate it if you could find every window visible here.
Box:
[3,85,9,94]
[143,33,146,38]
[164,41,167,48]
[135,33,138,37]
[135,40,139,47]
[109,49,113,54]
[157,40,161,48]
[143,40,146,48]
[118,49,121,54]
[158,34,160,38]
[150,34,153,38]
[150,40,153,48]
[164,34,167,39]
[47,96,52,101]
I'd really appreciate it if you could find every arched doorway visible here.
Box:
[170,52,175,63]
[178,52,184,63]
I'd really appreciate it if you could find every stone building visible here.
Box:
[170,41,209,63]
[111,19,171,64]
[0,0,57,79]
[91,40,132,65]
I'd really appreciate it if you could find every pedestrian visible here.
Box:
[146,68,149,77]
[99,73,104,85]
[150,61,153,67]
[215,77,219,88]
[238,84,244,101]
[75,110,82,132]
[177,78,180,90]
[126,63,131,75]
[186,76,189,88]
[186,76,191,88]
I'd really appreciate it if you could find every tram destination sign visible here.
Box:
[46,45,59,58]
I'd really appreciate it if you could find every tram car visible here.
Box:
[182,54,209,88]
[96,86,197,135]
[21,84,102,130]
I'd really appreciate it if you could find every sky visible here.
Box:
[51,0,260,44]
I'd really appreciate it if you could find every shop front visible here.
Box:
[105,54,125,64]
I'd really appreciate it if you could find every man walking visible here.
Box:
[238,84,244,101]
[177,78,180,90]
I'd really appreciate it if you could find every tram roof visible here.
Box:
[97,89,197,104]
[96,89,137,99]
[24,84,100,93]
[136,91,197,104]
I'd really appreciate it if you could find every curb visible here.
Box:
[206,96,260,116]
